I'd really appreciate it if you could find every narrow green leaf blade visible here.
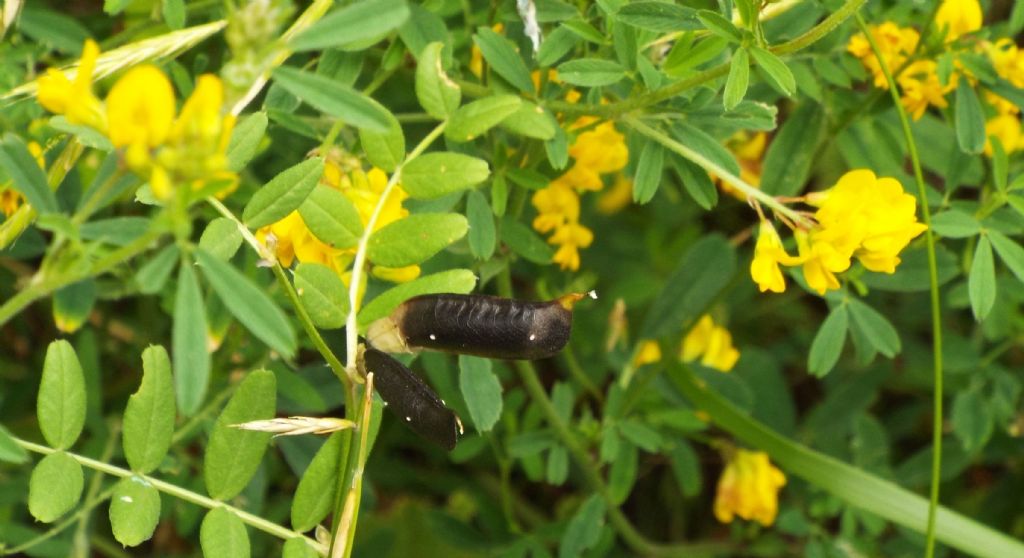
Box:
[988,230,1024,282]
[198,218,244,261]
[808,306,849,377]
[723,48,749,110]
[400,152,489,199]
[500,219,553,264]
[952,389,993,452]
[242,158,325,229]
[749,46,796,96]
[195,250,297,358]
[367,213,468,267]
[359,112,405,172]
[203,369,277,501]
[200,507,250,558]
[136,245,179,295]
[290,0,409,51]
[557,58,626,87]
[357,269,477,327]
[109,476,161,547]
[466,190,496,260]
[227,112,268,171]
[298,184,364,250]
[615,2,698,32]
[847,300,900,358]
[291,431,350,532]
[37,340,86,450]
[173,262,210,416]
[294,262,349,329]
[558,494,605,558]
[760,103,825,195]
[28,451,84,523]
[969,235,996,321]
[930,210,981,238]
[473,27,535,93]
[632,141,664,204]
[0,133,57,214]
[696,9,743,42]
[446,95,522,142]
[500,101,557,140]
[955,82,986,154]
[272,67,390,132]
[123,346,176,474]
[458,355,503,432]
[415,42,461,119]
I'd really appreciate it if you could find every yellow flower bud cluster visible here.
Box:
[256,153,420,285]
[751,170,927,295]
[714,448,787,526]
[632,314,740,374]
[36,40,237,202]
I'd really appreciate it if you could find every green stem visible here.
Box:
[171,385,236,445]
[562,345,604,403]
[667,361,1022,558]
[854,14,944,558]
[623,116,813,228]
[498,268,727,558]
[12,438,326,555]
[545,0,867,118]
[73,422,122,556]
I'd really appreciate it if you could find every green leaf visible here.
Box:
[29,451,83,522]
[988,230,1024,282]
[671,157,717,210]
[500,218,554,264]
[696,9,743,42]
[415,42,461,119]
[466,190,496,260]
[283,538,320,558]
[37,340,85,450]
[123,346,175,474]
[991,136,1008,194]
[109,477,161,547]
[558,495,605,558]
[930,210,981,238]
[669,441,701,497]
[546,446,569,485]
[195,250,297,358]
[458,355,503,432]
[359,112,405,172]
[367,213,468,267]
[204,370,277,501]
[847,300,900,358]
[173,262,210,416]
[664,35,729,76]
[723,48,749,110]
[500,102,558,140]
[557,58,626,87]
[561,19,606,44]
[749,46,796,96]
[608,442,638,504]
[955,83,986,154]
[0,133,57,214]
[227,112,268,171]
[446,95,523,142]
[162,0,185,29]
[53,279,96,334]
[294,263,349,329]
[242,158,325,229]
[357,269,477,327]
[298,184,364,250]
[760,103,826,196]
[398,3,449,62]
[969,235,996,321]
[198,218,244,261]
[17,8,90,54]
[50,115,114,151]
[290,0,409,51]
[272,66,390,132]
[615,2,698,32]
[291,432,350,532]
[952,389,993,453]
[400,152,490,199]
[640,235,736,339]
[473,27,536,93]
[200,507,250,558]
[632,141,664,204]
[0,424,29,464]
[537,26,579,67]
[808,306,848,377]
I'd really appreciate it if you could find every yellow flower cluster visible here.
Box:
[982,39,1024,156]
[37,40,237,202]
[257,153,420,283]
[751,170,927,295]
[935,0,983,43]
[532,117,629,271]
[714,448,787,526]
[633,314,740,373]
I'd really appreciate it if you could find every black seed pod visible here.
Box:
[368,292,591,360]
[361,348,462,451]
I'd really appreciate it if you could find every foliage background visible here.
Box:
[0,0,1023,557]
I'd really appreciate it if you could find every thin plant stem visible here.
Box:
[73,422,122,556]
[0,485,117,556]
[854,13,944,558]
[12,437,327,556]
[331,373,375,558]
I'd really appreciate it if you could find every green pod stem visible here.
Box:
[360,347,462,451]
[368,293,591,360]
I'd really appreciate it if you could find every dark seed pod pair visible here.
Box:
[359,347,463,451]
[368,292,593,360]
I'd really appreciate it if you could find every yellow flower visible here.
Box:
[106,65,175,157]
[986,39,1024,114]
[0,188,22,217]
[714,448,787,526]
[549,222,593,271]
[681,315,740,372]
[985,114,1024,156]
[569,121,629,182]
[935,0,982,42]
[633,340,662,366]
[371,264,421,283]
[532,183,580,232]
[847,22,919,89]
[37,39,106,132]
[257,211,349,273]
[795,230,848,295]
[897,60,954,121]
[597,173,633,214]
[751,221,801,293]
